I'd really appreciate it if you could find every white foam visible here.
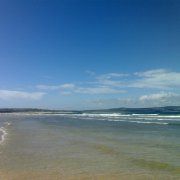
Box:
[76,116,168,125]
[130,121,168,125]
[4,122,11,126]
[80,113,132,118]
[106,119,168,125]
[0,127,7,144]
[77,113,180,119]
[132,114,159,116]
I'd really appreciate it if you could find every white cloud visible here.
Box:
[36,85,61,90]
[61,91,72,95]
[132,69,180,89]
[37,82,125,95]
[85,70,96,76]
[98,73,128,79]
[36,69,180,96]
[92,69,180,90]
[96,69,180,90]
[139,92,177,101]
[89,92,180,108]
[138,92,180,106]
[96,73,128,86]
[37,83,75,90]
[89,98,136,108]
[60,83,75,89]
[0,90,45,100]
[74,86,125,94]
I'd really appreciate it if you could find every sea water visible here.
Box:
[0,113,179,179]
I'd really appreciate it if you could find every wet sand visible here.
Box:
[0,170,178,180]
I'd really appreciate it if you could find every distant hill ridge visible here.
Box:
[84,106,180,115]
[0,106,180,115]
[0,108,76,113]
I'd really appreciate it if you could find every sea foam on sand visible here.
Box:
[0,122,11,144]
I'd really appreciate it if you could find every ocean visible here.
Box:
[0,112,180,179]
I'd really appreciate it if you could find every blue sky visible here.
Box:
[0,0,180,109]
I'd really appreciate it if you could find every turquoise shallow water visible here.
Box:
[0,113,180,178]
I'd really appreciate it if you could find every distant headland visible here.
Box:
[0,106,180,115]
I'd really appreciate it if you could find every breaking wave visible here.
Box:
[53,113,180,126]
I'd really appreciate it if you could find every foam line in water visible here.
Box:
[106,119,168,125]
[0,122,11,144]
[132,114,159,116]
[78,117,169,125]
[0,127,7,144]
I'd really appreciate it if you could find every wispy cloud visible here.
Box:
[96,73,128,86]
[139,92,178,101]
[60,83,75,89]
[95,69,180,89]
[36,69,180,97]
[89,98,136,108]
[3,69,179,108]
[132,69,180,89]
[87,69,180,90]
[90,92,180,108]
[36,83,75,90]
[74,86,125,94]
[85,70,96,76]
[36,85,61,90]
[37,83,125,95]
[37,81,125,95]
[97,73,128,80]
[138,92,180,106]
[0,90,46,100]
